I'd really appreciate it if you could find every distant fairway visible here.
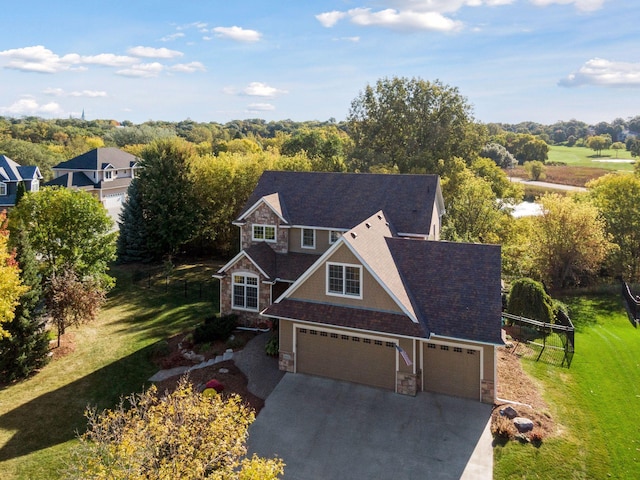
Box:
[549,145,635,172]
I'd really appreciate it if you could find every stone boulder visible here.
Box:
[499,406,518,419]
[513,417,534,433]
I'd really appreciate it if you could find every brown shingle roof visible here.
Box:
[238,171,441,235]
[263,299,427,338]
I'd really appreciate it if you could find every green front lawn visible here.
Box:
[0,263,219,479]
[494,293,640,479]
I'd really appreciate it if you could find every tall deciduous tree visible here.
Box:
[586,135,612,156]
[532,193,612,289]
[480,142,516,168]
[136,138,199,259]
[67,378,284,479]
[9,188,116,283]
[588,173,640,281]
[347,77,486,173]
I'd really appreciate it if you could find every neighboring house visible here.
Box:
[215,171,502,402]
[45,147,140,224]
[0,155,42,210]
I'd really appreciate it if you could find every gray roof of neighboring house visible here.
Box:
[52,147,140,171]
[0,155,42,182]
[46,172,95,189]
[265,211,503,345]
[237,171,442,236]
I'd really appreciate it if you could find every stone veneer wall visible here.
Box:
[481,379,495,404]
[240,204,288,253]
[279,351,295,372]
[220,256,272,328]
[396,371,420,396]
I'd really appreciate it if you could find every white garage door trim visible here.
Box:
[292,322,399,391]
[421,339,483,401]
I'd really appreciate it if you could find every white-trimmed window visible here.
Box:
[327,262,362,298]
[252,224,276,242]
[104,170,113,181]
[329,230,342,244]
[0,182,6,196]
[30,179,39,192]
[232,274,259,311]
[301,228,316,249]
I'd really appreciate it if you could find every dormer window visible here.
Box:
[0,182,6,196]
[329,230,342,244]
[253,224,276,242]
[327,262,362,299]
[104,170,113,181]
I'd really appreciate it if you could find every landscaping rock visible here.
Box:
[219,368,229,374]
[513,417,534,433]
[499,406,518,419]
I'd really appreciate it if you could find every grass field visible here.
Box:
[549,145,636,172]
[494,291,640,479]
[0,263,219,479]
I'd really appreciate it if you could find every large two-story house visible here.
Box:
[0,155,42,210]
[215,171,502,402]
[45,147,140,223]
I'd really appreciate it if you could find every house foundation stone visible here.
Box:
[396,371,420,396]
[279,351,295,372]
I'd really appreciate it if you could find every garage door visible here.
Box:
[296,327,396,390]
[422,343,480,400]
[103,193,125,209]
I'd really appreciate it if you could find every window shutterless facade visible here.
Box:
[232,274,259,311]
[0,182,6,196]
[326,262,362,298]
[252,224,276,242]
[31,179,39,192]
[329,230,341,244]
[302,228,316,249]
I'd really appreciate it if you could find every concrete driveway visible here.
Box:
[247,374,493,480]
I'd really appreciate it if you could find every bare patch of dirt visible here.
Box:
[50,332,76,360]
[510,165,610,187]
[492,344,556,444]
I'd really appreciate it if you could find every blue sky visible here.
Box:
[1,0,638,125]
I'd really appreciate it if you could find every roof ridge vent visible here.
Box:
[350,232,358,239]
[365,222,371,229]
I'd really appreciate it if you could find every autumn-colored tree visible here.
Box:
[67,378,284,480]
[46,269,106,347]
[0,211,28,338]
[532,193,612,289]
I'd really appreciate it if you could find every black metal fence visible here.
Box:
[130,268,219,303]
[622,281,640,326]
[502,312,575,368]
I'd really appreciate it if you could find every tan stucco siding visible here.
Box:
[289,244,403,313]
[279,319,294,353]
[288,227,332,254]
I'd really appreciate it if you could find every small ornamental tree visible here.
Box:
[506,278,555,324]
[524,160,546,181]
[67,377,285,480]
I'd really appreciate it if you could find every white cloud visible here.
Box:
[0,45,78,73]
[44,87,107,97]
[177,22,208,32]
[243,82,287,97]
[0,96,63,116]
[116,62,165,78]
[169,62,206,73]
[161,32,186,42]
[247,103,275,112]
[559,58,640,87]
[127,46,184,59]
[347,8,463,32]
[316,11,347,28]
[341,36,361,42]
[529,0,606,12]
[80,53,138,67]
[213,26,262,43]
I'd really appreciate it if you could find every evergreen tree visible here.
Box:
[117,179,150,262]
[0,230,50,382]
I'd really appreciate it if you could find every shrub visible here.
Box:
[491,415,516,440]
[524,160,546,181]
[265,334,279,357]
[193,314,238,344]
[507,278,555,324]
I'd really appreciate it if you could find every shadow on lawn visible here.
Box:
[0,344,156,463]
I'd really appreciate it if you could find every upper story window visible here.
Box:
[302,228,316,249]
[253,224,276,242]
[0,182,6,196]
[232,274,259,311]
[31,179,39,192]
[104,170,113,182]
[329,230,342,244]
[326,262,362,299]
